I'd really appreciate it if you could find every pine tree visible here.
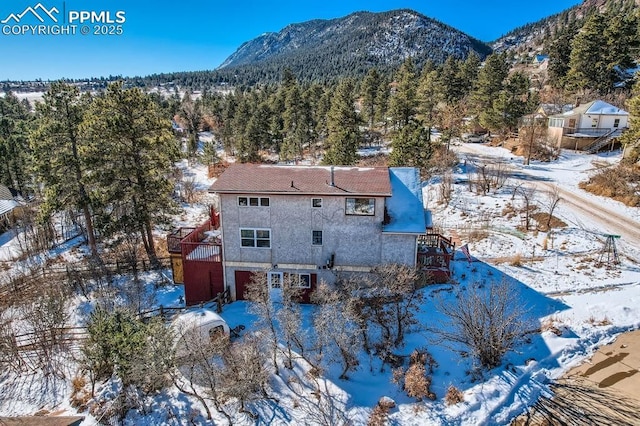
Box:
[439,56,465,104]
[322,79,360,165]
[81,82,179,262]
[471,53,510,128]
[565,13,608,93]
[604,10,640,86]
[546,22,578,89]
[239,100,270,163]
[0,93,31,193]
[459,52,481,97]
[620,79,640,163]
[390,57,418,129]
[480,72,532,135]
[179,91,202,158]
[375,75,391,134]
[30,82,98,256]
[361,68,381,129]
[417,64,441,137]
[282,84,310,161]
[389,121,432,173]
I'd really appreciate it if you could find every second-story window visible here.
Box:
[345,197,375,216]
[239,196,269,207]
[312,198,322,208]
[240,228,271,248]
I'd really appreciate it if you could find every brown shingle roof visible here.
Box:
[209,164,392,196]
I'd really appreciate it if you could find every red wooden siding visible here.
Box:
[181,218,224,305]
[234,270,255,300]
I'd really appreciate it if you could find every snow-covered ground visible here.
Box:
[0,146,638,425]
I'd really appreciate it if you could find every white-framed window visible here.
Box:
[268,271,283,289]
[548,118,564,128]
[345,197,375,216]
[312,230,323,245]
[289,273,311,288]
[312,198,322,208]
[614,118,620,128]
[240,228,271,248]
[238,196,270,207]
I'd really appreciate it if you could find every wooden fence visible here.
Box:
[5,289,233,356]
[0,257,172,306]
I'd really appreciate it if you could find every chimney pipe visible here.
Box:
[329,166,335,187]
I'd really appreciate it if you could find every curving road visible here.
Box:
[455,143,640,256]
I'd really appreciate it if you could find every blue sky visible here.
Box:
[0,0,582,81]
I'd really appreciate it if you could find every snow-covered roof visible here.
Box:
[0,199,20,217]
[560,100,628,117]
[383,167,426,234]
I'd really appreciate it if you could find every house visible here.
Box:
[169,164,454,305]
[547,100,628,152]
[0,184,26,230]
[532,54,549,70]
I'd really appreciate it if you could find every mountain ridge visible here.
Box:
[215,9,492,82]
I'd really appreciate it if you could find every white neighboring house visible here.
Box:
[0,184,25,228]
[547,100,629,152]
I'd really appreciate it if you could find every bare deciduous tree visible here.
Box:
[545,185,562,231]
[438,172,453,206]
[513,185,538,231]
[20,283,72,378]
[179,176,202,203]
[171,320,232,422]
[435,280,532,369]
[219,334,271,420]
[245,272,282,374]
[312,282,362,379]
[342,264,422,369]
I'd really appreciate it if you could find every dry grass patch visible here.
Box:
[531,212,567,231]
[510,253,524,267]
[586,316,612,327]
[579,164,640,207]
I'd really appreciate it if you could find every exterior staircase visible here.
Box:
[584,128,624,153]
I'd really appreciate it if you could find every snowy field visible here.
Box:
[0,145,639,425]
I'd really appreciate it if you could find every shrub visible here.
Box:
[510,253,523,267]
[445,385,464,406]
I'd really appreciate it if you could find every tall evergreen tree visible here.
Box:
[30,82,98,256]
[459,52,481,97]
[375,75,391,134]
[546,22,578,89]
[0,93,31,193]
[389,121,432,173]
[361,68,381,129]
[439,56,465,104]
[322,79,360,165]
[282,84,310,161]
[389,57,418,129]
[471,53,510,128]
[81,82,179,262]
[179,91,202,158]
[480,72,533,135]
[620,79,640,163]
[565,13,608,93]
[239,99,270,163]
[417,62,441,138]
